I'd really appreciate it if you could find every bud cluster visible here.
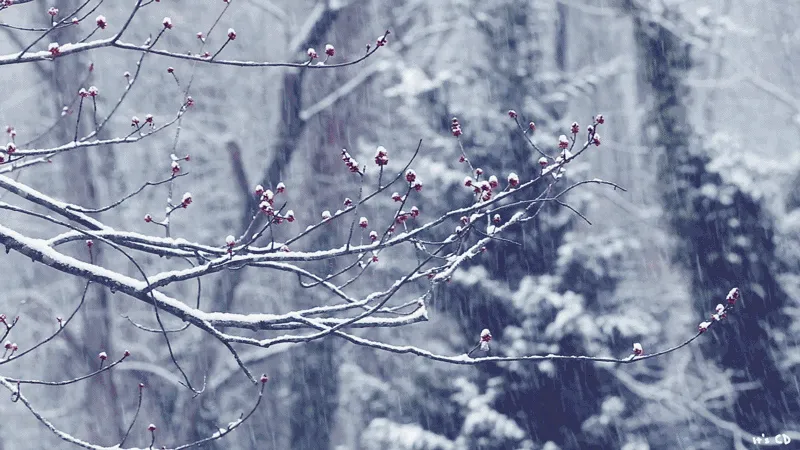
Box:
[463,168,504,202]
[451,117,462,137]
[479,328,492,351]
[341,149,363,174]
[255,182,292,223]
[374,146,389,166]
[698,287,738,333]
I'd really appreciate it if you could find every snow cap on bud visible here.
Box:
[143,214,152,222]
[359,217,368,228]
[255,184,264,196]
[343,197,353,207]
[276,182,286,193]
[493,214,501,224]
[391,192,402,202]
[715,304,725,314]
[98,351,108,360]
[227,28,236,40]
[6,142,16,153]
[285,210,295,222]
[325,44,335,56]
[148,424,157,432]
[260,374,269,383]
[475,167,483,176]
[374,146,389,166]
[488,175,499,189]
[698,321,711,333]
[123,350,130,357]
[405,169,416,183]
[595,114,605,124]
[410,205,420,218]
[592,133,601,146]
[95,15,107,29]
[307,47,317,59]
[538,156,548,167]
[181,192,192,207]
[571,122,580,134]
[463,176,473,187]
[507,110,517,119]
[86,239,93,248]
[88,86,98,97]
[507,172,519,187]
[558,135,570,149]
[48,42,60,55]
[321,210,332,220]
[479,328,492,351]
[225,235,236,246]
[726,287,740,304]
[72,17,79,24]
[528,121,536,131]
[632,342,643,356]
[412,180,423,192]
[79,88,89,98]
[162,17,173,29]
[48,7,58,16]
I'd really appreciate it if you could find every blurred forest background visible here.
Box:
[1,0,800,449]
